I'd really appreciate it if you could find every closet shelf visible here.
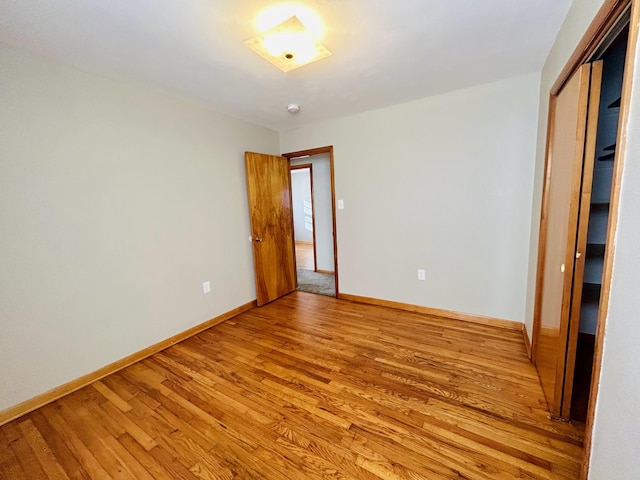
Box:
[579,302,599,335]
[582,283,602,302]
[586,243,606,256]
[597,143,616,161]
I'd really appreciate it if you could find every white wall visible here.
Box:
[281,73,540,322]
[291,168,313,243]
[589,14,640,479]
[0,44,279,412]
[291,154,335,272]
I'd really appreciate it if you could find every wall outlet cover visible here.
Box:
[202,281,211,294]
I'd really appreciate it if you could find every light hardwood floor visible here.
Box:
[0,292,584,479]
[295,241,315,270]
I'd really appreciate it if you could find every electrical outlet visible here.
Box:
[202,281,211,294]
[417,269,426,281]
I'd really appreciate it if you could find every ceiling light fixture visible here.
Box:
[255,4,324,38]
[244,15,331,72]
[287,103,301,114]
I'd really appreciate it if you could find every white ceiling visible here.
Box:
[0,1,572,131]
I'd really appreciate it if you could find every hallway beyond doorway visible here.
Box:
[295,241,335,297]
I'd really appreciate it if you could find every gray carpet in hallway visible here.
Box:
[296,269,336,297]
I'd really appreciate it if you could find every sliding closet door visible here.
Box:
[561,61,603,419]
[534,63,598,417]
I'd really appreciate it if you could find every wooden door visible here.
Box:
[561,61,603,419]
[245,152,297,306]
[533,63,601,418]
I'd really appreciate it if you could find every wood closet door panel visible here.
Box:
[561,60,603,419]
[534,64,594,417]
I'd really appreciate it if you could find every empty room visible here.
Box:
[1,1,639,479]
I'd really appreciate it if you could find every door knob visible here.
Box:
[254,237,264,242]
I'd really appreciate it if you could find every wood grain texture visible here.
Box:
[562,60,603,420]
[246,152,297,306]
[0,292,584,479]
[282,146,334,159]
[534,64,593,418]
[295,241,315,270]
[339,293,522,331]
[581,1,640,477]
[531,94,557,365]
[551,0,631,95]
[0,301,256,427]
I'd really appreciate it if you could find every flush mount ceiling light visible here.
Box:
[244,15,331,72]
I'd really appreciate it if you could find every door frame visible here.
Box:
[283,146,339,296]
[528,0,638,478]
[289,164,318,272]
[532,63,598,419]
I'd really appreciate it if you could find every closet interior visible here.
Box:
[532,13,629,423]
[569,23,629,422]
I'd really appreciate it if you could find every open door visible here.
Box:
[533,62,602,418]
[245,152,296,306]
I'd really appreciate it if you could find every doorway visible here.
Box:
[284,147,339,297]
[568,21,629,422]
[245,146,338,305]
[532,12,630,422]
[290,165,315,270]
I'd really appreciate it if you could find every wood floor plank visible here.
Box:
[0,291,584,478]
[2,420,49,479]
[98,398,158,451]
[60,397,154,480]
[44,406,113,479]
[17,418,71,480]
[92,380,133,413]
[29,409,91,480]
[295,241,315,270]
[0,428,28,479]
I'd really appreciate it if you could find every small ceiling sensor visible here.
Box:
[287,103,301,114]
